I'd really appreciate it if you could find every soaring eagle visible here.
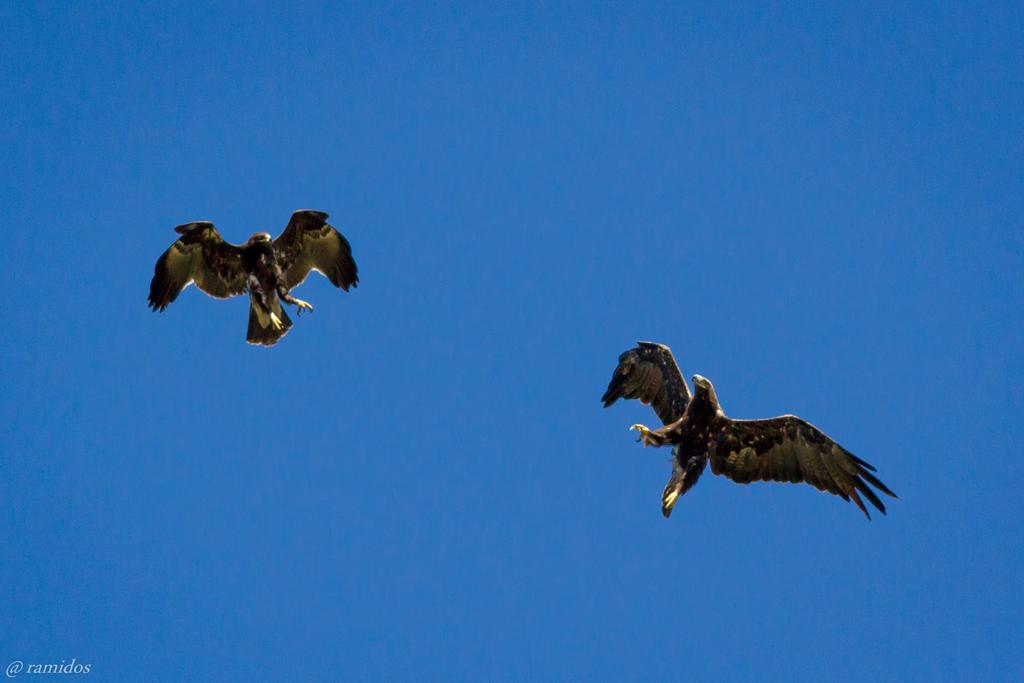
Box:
[602,342,896,519]
[148,210,358,346]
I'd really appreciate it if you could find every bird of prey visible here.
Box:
[602,342,896,519]
[148,209,358,346]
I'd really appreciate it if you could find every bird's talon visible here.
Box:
[630,423,652,443]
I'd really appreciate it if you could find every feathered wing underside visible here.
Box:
[601,342,691,425]
[273,210,359,291]
[148,222,248,311]
[709,415,897,518]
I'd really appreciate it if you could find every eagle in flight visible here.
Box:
[148,210,358,346]
[602,342,896,519]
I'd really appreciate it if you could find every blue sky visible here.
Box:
[2,2,1021,680]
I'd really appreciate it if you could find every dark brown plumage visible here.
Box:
[603,341,897,519]
[148,221,249,311]
[148,209,358,346]
[601,341,691,425]
[273,210,359,292]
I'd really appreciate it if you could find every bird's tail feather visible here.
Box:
[246,294,292,347]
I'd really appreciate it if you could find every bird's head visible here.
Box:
[691,375,722,414]
[246,232,272,246]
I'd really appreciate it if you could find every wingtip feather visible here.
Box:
[849,488,871,520]
[853,476,886,515]
[858,468,897,499]
[848,453,878,472]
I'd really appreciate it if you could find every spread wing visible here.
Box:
[709,415,897,518]
[601,341,691,425]
[273,210,359,291]
[148,222,248,311]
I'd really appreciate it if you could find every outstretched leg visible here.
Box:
[662,468,685,518]
[629,423,672,447]
[279,289,314,316]
[249,280,284,329]
[660,453,707,518]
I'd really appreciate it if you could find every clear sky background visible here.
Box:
[2,2,1022,681]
